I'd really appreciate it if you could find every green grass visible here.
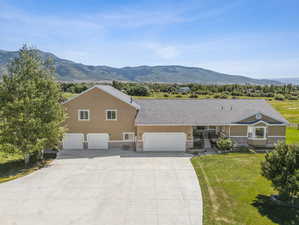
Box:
[269,100,299,124]
[63,92,78,99]
[286,127,299,145]
[191,153,299,225]
[0,151,52,183]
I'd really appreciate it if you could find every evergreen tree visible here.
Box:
[261,142,299,200]
[0,45,66,163]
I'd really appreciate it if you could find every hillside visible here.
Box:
[0,49,280,85]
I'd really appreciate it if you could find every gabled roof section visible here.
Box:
[63,85,140,110]
[135,99,288,126]
[233,112,286,125]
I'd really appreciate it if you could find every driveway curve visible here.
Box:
[0,149,202,225]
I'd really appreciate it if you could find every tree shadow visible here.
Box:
[252,194,299,225]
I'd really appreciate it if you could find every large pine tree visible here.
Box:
[0,45,65,162]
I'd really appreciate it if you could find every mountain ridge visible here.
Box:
[0,49,281,85]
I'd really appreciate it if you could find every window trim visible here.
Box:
[122,132,135,141]
[248,126,267,140]
[105,109,118,121]
[78,109,90,121]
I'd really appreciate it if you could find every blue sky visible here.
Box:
[0,0,299,78]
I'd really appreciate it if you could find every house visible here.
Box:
[177,86,191,93]
[62,85,288,151]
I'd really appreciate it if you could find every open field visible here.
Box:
[270,100,299,124]
[191,153,299,225]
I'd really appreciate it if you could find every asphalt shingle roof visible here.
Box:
[135,99,288,125]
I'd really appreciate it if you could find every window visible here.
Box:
[78,109,89,121]
[123,132,135,141]
[106,110,117,120]
[248,127,266,139]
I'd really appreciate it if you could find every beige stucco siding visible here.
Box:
[267,126,286,136]
[230,126,248,136]
[136,126,193,140]
[63,87,137,140]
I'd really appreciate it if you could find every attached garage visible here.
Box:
[143,132,186,151]
[63,133,84,150]
[87,133,109,149]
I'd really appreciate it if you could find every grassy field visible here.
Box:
[191,153,299,225]
[270,100,299,124]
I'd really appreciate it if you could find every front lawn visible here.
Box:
[286,127,299,145]
[0,151,52,183]
[191,153,299,225]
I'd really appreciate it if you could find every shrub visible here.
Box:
[127,85,151,96]
[163,94,169,98]
[274,94,285,101]
[189,94,198,98]
[287,95,299,100]
[261,142,299,200]
[175,94,182,98]
[216,138,233,151]
[213,94,221,99]
[219,94,228,99]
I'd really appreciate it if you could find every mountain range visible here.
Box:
[0,49,283,85]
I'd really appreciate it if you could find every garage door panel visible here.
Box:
[143,133,186,151]
[63,133,84,149]
[87,133,109,149]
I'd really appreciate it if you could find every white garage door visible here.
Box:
[143,132,186,151]
[87,133,109,149]
[63,133,84,150]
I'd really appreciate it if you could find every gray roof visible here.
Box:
[96,85,140,109]
[135,99,288,125]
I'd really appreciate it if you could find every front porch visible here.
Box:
[191,126,221,151]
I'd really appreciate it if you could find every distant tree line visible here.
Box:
[61,80,299,100]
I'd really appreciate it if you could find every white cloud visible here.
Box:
[143,43,180,59]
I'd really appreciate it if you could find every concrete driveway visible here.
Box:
[0,149,202,225]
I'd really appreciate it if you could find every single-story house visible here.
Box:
[62,85,288,151]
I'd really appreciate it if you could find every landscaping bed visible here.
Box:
[191,153,299,225]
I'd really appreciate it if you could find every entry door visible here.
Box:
[87,133,109,149]
[143,132,186,151]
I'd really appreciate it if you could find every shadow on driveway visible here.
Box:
[252,194,299,225]
[57,149,193,160]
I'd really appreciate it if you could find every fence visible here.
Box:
[288,123,299,129]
